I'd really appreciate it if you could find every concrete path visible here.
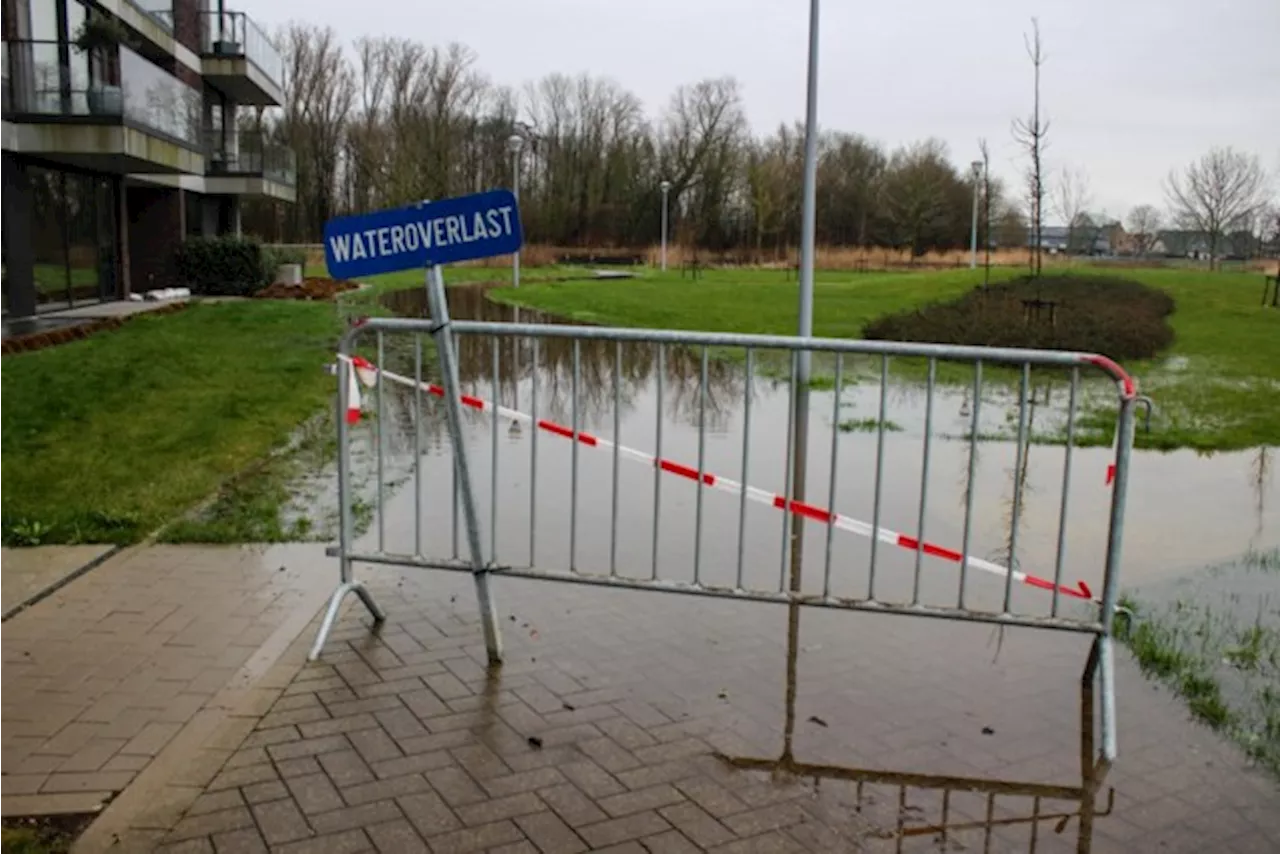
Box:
[137,566,1278,854]
[2,545,115,616]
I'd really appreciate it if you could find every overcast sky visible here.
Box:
[264,0,1280,221]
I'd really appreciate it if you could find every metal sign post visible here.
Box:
[311,189,524,663]
[425,264,503,664]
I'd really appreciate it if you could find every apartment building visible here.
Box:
[1,0,294,318]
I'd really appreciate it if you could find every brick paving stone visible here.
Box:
[297,713,380,740]
[369,750,454,779]
[251,798,313,844]
[339,772,431,806]
[317,750,375,787]
[515,810,588,853]
[209,827,268,853]
[659,802,736,848]
[347,727,403,764]
[641,830,701,854]
[560,759,626,798]
[286,773,346,815]
[533,782,608,828]
[267,735,351,763]
[277,756,324,779]
[397,790,461,838]
[597,784,685,818]
[426,766,489,807]
[157,839,215,854]
[168,806,257,841]
[241,779,289,804]
[707,832,806,854]
[455,791,546,826]
[309,801,403,836]
[272,829,372,853]
[426,818,525,854]
[578,811,671,848]
[482,766,568,799]
[187,789,245,817]
[365,818,429,853]
[672,776,749,819]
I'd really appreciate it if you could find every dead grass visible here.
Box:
[279,241,1277,275]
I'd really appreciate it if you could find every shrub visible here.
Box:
[863,274,1176,361]
[176,236,271,296]
[263,244,307,270]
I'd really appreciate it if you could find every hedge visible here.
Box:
[176,236,272,296]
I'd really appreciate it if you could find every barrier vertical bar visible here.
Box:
[414,335,423,557]
[913,358,936,605]
[822,354,843,599]
[959,361,983,609]
[307,328,385,661]
[376,331,386,553]
[779,352,798,592]
[426,264,502,664]
[610,341,622,577]
[1099,394,1136,762]
[736,349,754,590]
[652,344,665,580]
[867,355,889,600]
[1052,367,1080,617]
[529,337,539,565]
[694,346,709,585]
[570,339,581,572]
[491,337,500,563]
[1004,362,1031,613]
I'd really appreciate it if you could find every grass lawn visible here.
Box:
[489,266,1280,451]
[2,300,343,545]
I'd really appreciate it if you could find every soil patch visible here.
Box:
[2,813,99,854]
[863,274,1176,361]
[256,277,359,301]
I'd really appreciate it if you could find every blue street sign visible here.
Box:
[323,189,523,280]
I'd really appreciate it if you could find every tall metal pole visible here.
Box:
[969,160,982,270]
[509,134,523,288]
[660,180,671,272]
[782,0,821,765]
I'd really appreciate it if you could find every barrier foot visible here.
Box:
[308,581,386,662]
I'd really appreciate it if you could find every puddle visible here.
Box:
[359,285,1276,598]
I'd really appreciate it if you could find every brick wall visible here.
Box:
[172,0,202,55]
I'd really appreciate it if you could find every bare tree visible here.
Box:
[1053,166,1092,253]
[1011,18,1049,276]
[1164,146,1269,269]
[1125,204,1162,256]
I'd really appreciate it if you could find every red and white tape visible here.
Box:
[338,355,1094,602]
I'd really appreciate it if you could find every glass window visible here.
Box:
[65,172,102,302]
[30,166,70,308]
[27,0,60,40]
[26,164,115,311]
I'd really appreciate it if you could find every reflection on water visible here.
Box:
[372,285,1277,592]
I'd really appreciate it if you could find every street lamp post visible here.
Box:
[508,134,524,288]
[969,160,983,270]
[660,180,671,272]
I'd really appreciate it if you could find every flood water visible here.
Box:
[355,285,1277,615]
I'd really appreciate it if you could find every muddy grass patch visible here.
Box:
[863,274,1175,361]
[1117,548,1280,776]
[2,813,98,854]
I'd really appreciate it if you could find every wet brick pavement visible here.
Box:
[154,566,1280,853]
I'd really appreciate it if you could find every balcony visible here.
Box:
[199,11,283,106]
[2,39,204,174]
[204,128,296,200]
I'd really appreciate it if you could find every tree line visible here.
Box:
[244,24,1021,256]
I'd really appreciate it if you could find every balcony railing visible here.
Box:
[199,11,283,87]
[3,40,202,149]
[205,128,296,186]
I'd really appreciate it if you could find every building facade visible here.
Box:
[1,0,293,318]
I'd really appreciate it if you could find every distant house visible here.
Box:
[1152,230,1260,260]
[1028,224,1113,255]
